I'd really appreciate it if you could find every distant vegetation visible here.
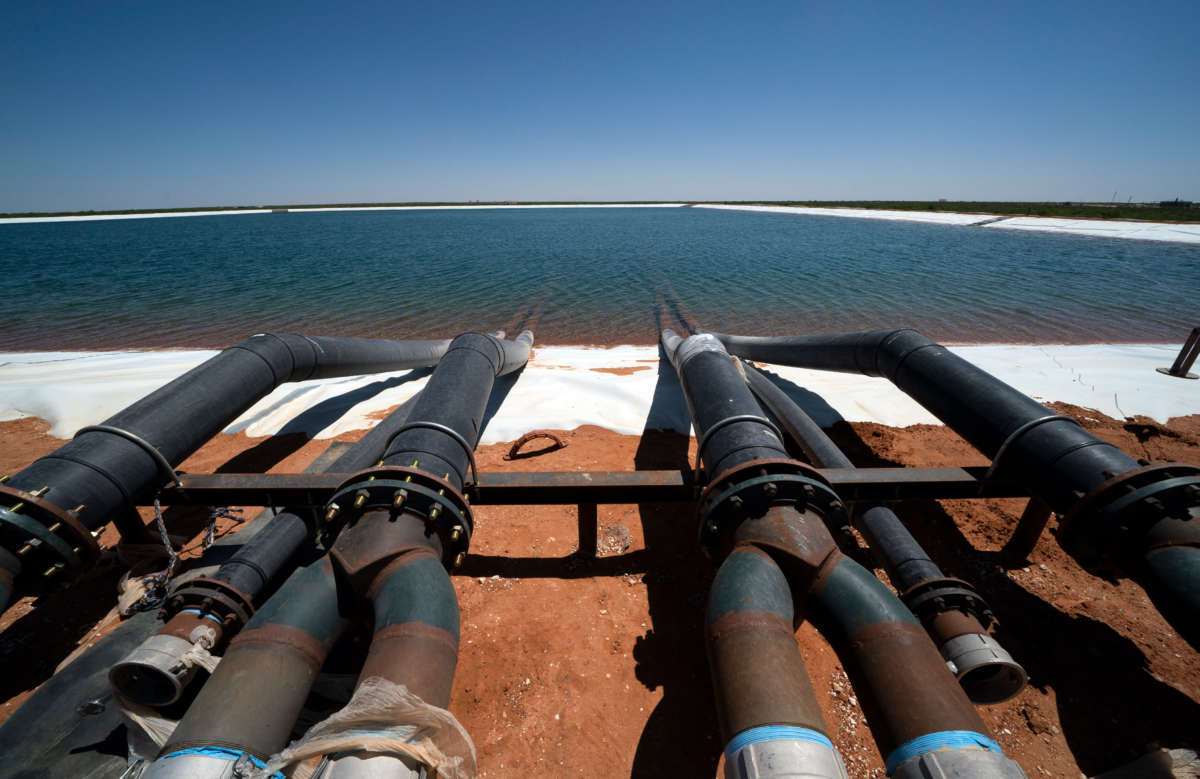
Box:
[0,201,677,218]
[3,199,1197,222]
[725,200,1200,222]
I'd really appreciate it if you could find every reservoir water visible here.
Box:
[1,207,1196,349]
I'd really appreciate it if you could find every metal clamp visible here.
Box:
[75,425,182,487]
[983,415,1080,482]
[384,421,478,486]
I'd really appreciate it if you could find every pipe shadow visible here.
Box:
[480,366,523,439]
[831,423,1200,774]
[216,369,433,474]
[754,366,845,429]
[628,345,723,778]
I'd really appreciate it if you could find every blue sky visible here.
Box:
[2,0,1197,211]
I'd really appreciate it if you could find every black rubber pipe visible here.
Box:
[0,334,450,609]
[383,330,532,491]
[661,329,789,478]
[713,328,1200,651]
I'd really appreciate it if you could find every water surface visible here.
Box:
[1,207,1196,348]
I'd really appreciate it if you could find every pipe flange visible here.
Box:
[902,577,995,629]
[0,484,101,583]
[698,458,847,555]
[164,577,255,630]
[1058,462,1200,572]
[325,466,474,566]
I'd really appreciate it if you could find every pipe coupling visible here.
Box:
[1058,462,1200,574]
[109,633,212,707]
[724,726,849,779]
[141,746,282,779]
[941,633,1027,705]
[324,466,473,569]
[699,459,847,558]
[0,483,100,587]
[886,731,1023,778]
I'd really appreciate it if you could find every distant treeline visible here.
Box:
[0,201,676,218]
[728,200,1199,222]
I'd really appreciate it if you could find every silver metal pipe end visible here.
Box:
[317,751,426,778]
[724,727,849,779]
[109,633,199,707]
[890,746,1027,778]
[941,632,1028,704]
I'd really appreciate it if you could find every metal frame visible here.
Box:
[153,466,1029,508]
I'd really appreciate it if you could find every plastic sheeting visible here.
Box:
[256,677,476,779]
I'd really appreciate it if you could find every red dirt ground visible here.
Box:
[1,407,1197,777]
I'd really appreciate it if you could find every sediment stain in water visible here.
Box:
[0,207,1197,349]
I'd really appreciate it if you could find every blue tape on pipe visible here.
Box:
[724,725,834,759]
[159,746,285,778]
[884,730,1003,774]
[180,608,224,625]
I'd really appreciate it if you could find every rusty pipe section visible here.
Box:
[663,330,1023,777]
[741,361,1025,704]
[0,333,450,610]
[315,330,532,777]
[711,328,1200,649]
[708,544,848,779]
[142,556,351,778]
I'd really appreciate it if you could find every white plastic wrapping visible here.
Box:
[256,677,476,779]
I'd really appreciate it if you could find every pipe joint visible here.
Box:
[901,577,995,631]
[886,731,1024,778]
[723,726,849,779]
[325,466,472,573]
[0,483,99,589]
[1058,462,1200,574]
[699,459,847,560]
[162,577,255,632]
[143,746,284,779]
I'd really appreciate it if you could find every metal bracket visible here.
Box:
[384,421,478,486]
[74,425,182,487]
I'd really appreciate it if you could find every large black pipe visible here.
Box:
[713,328,1200,649]
[662,331,1023,778]
[0,334,450,609]
[742,362,1026,703]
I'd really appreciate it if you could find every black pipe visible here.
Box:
[381,330,533,492]
[713,328,1200,650]
[661,329,789,478]
[742,362,1026,703]
[0,334,450,609]
[662,330,1023,777]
